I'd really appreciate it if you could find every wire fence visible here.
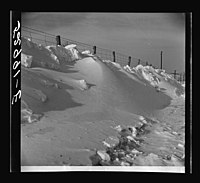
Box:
[21,26,185,82]
[21,26,57,46]
[170,71,185,83]
[21,26,150,67]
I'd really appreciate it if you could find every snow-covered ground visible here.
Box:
[21,37,185,171]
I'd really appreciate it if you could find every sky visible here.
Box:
[21,12,185,73]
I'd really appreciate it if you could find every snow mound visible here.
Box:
[46,44,80,62]
[45,46,60,64]
[135,65,160,87]
[64,44,77,49]
[21,38,182,118]
[122,64,185,98]
[101,59,184,99]
[21,37,86,72]
[100,58,184,99]
[64,44,80,60]
[81,50,94,57]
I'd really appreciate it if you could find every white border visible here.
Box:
[21,166,185,173]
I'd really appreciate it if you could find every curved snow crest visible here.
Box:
[101,60,161,88]
[134,65,171,83]
[102,60,124,70]
[64,44,80,60]
[22,37,95,65]
[102,61,161,88]
[81,50,94,57]
[64,44,77,49]
[135,65,160,87]
[45,45,60,64]
[123,64,185,98]
[46,44,80,62]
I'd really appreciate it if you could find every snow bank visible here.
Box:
[22,37,83,70]
[21,38,179,117]
[101,59,184,99]
[46,44,79,62]
[122,64,185,98]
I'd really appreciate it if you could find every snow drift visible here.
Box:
[21,37,184,122]
[21,37,185,167]
[123,64,185,98]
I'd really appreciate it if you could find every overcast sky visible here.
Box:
[22,12,185,73]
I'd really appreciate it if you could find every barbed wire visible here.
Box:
[21,26,185,81]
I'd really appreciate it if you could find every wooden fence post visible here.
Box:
[146,61,148,66]
[138,59,140,65]
[174,70,177,80]
[93,46,96,54]
[113,51,116,62]
[160,51,163,69]
[56,35,61,46]
[128,56,131,66]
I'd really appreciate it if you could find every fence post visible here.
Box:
[56,35,61,46]
[174,70,177,80]
[160,51,163,69]
[146,61,148,66]
[138,59,140,65]
[128,56,131,66]
[113,51,116,62]
[93,46,96,54]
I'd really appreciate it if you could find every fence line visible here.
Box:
[170,70,185,83]
[21,26,150,67]
[21,26,185,82]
